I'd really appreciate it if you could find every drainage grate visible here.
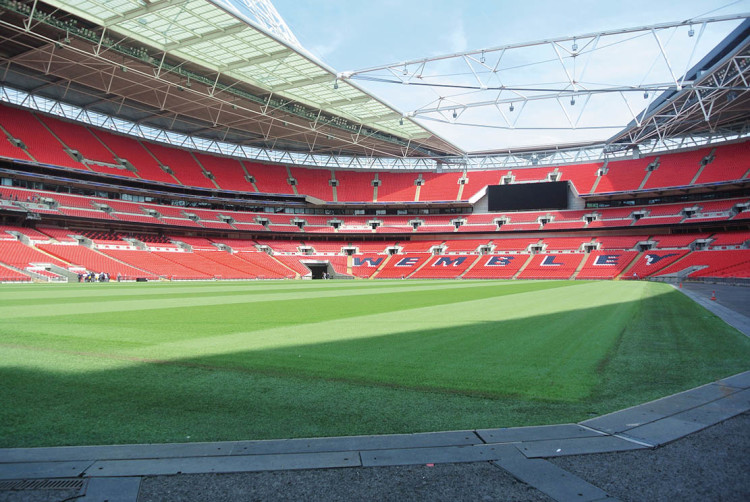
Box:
[0,478,84,491]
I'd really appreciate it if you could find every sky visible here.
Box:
[266,0,749,153]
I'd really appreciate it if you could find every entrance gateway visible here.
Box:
[300,260,336,279]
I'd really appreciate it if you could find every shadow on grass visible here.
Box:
[1,287,748,447]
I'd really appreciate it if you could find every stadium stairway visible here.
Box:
[652,251,696,279]
[616,251,644,279]
[269,254,301,279]
[405,254,434,278]
[511,255,535,279]
[569,253,591,280]
[457,255,483,279]
[369,254,393,279]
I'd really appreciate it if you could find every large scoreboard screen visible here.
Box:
[487,181,569,212]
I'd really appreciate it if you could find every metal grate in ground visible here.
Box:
[0,478,84,490]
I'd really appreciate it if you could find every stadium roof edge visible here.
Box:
[608,18,750,148]
[33,0,463,157]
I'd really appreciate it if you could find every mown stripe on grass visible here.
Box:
[0,279,464,304]
[0,280,570,319]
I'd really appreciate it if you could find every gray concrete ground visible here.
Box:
[1,282,749,502]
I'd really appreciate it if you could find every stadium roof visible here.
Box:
[0,0,463,158]
[0,1,747,170]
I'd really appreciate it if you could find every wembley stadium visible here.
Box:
[0,1,749,500]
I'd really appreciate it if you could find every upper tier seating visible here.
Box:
[461,170,506,199]
[641,148,710,190]
[194,152,256,193]
[0,104,85,170]
[376,172,418,202]
[37,116,116,165]
[594,158,649,193]
[694,143,749,184]
[1,103,746,202]
[91,129,177,184]
[246,162,292,194]
[289,167,334,201]
[334,170,376,202]
[141,142,215,189]
[418,172,462,201]
[558,163,600,194]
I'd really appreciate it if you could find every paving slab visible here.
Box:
[83,451,360,477]
[718,370,750,389]
[580,406,665,434]
[492,445,617,502]
[516,436,646,458]
[0,460,93,480]
[228,430,478,456]
[476,424,602,444]
[80,477,141,502]
[619,416,707,447]
[636,386,732,417]
[670,388,750,426]
[0,442,233,463]
[360,444,508,467]
[678,382,741,402]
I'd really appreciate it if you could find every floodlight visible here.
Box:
[452,110,457,119]
[643,91,649,99]
[572,39,578,52]
[399,117,404,125]
[480,50,485,64]
[509,103,514,112]
[688,25,695,37]
[333,80,338,89]
[570,96,575,106]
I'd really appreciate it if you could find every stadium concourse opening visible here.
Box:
[302,260,335,280]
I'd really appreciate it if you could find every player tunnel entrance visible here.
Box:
[301,260,334,279]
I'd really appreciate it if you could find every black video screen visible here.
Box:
[487,181,569,211]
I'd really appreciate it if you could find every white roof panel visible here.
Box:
[41,0,458,152]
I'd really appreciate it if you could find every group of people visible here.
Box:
[78,271,112,282]
[0,193,41,203]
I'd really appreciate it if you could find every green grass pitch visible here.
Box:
[1,279,748,447]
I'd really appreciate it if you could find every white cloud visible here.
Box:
[445,19,468,53]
